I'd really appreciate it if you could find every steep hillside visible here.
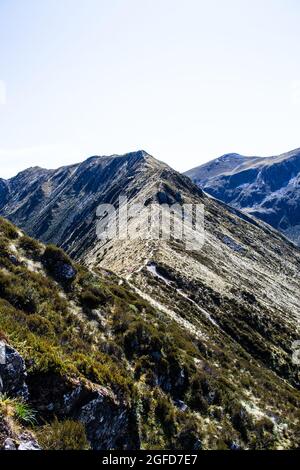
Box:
[3,217,299,449]
[185,148,300,245]
[0,179,9,207]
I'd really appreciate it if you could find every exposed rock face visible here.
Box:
[0,343,29,400]
[0,344,41,450]
[2,433,41,451]
[186,153,262,184]
[14,433,41,451]
[26,374,139,450]
[185,148,300,245]
[0,179,9,209]
[17,439,40,451]
[0,350,138,450]
[77,389,139,450]
[3,438,16,450]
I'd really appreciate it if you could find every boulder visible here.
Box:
[27,372,140,450]
[77,387,140,450]
[17,433,41,450]
[59,263,77,281]
[3,438,17,450]
[0,343,29,400]
[3,434,41,451]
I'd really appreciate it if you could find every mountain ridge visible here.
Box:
[185,147,300,245]
[0,151,201,258]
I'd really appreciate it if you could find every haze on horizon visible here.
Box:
[1,0,300,179]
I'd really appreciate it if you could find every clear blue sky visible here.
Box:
[1,0,300,178]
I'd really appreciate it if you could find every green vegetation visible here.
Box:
[79,286,109,310]
[36,418,90,450]
[0,218,19,240]
[14,401,37,426]
[19,235,42,259]
[42,244,77,285]
[0,395,36,426]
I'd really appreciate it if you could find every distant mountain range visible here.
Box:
[1,150,300,449]
[185,148,300,246]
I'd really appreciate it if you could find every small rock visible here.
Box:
[8,254,20,266]
[59,263,77,281]
[230,441,241,451]
[4,438,17,451]
[18,441,40,451]
[18,433,41,451]
[174,399,188,412]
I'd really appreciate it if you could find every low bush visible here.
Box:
[14,401,37,426]
[26,314,54,336]
[36,418,90,450]
[154,391,177,436]
[176,417,202,450]
[0,218,19,240]
[0,395,36,426]
[0,272,39,313]
[123,321,163,359]
[229,402,253,442]
[42,245,77,285]
[19,235,41,258]
[79,287,108,310]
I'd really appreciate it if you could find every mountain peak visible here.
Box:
[83,149,152,162]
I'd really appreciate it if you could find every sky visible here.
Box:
[1,0,300,179]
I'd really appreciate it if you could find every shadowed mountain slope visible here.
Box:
[185,148,300,245]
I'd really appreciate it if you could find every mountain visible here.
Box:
[185,148,300,246]
[0,151,172,258]
[0,178,9,207]
[1,151,300,449]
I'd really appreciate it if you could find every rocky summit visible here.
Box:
[185,148,300,246]
[0,151,300,450]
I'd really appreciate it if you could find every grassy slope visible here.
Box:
[0,217,299,450]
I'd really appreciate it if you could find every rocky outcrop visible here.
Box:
[0,344,40,451]
[77,388,139,450]
[0,341,138,450]
[0,343,28,400]
[41,245,77,284]
[26,373,140,450]
[3,434,40,451]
